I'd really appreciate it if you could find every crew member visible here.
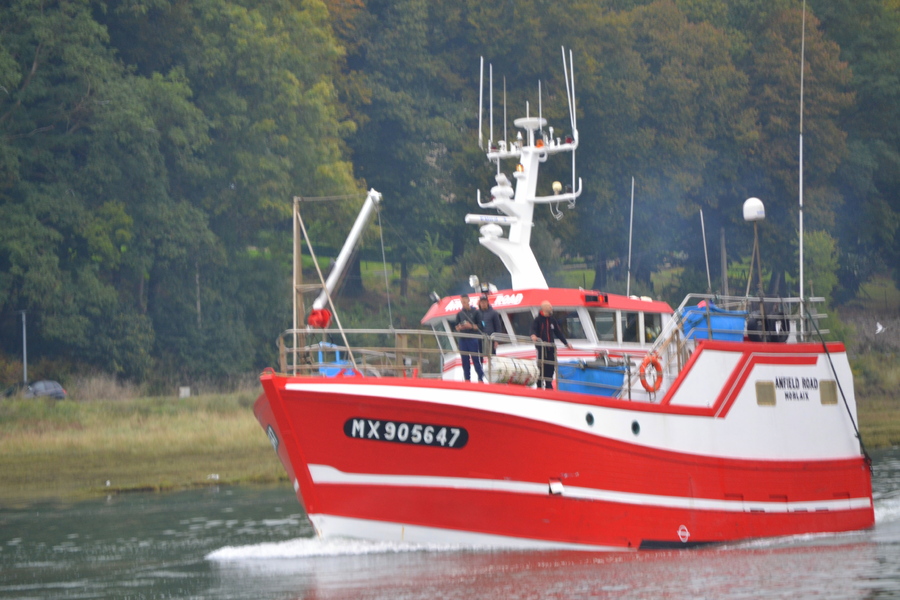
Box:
[530,301,573,390]
[455,298,484,383]
[478,295,503,356]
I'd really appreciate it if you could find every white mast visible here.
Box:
[701,209,712,292]
[799,0,807,336]
[467,49,582,290]
[538,80,543,135]
[478,57,484,150]
[626,177,635,297]
[489,63,494,148]
[503,77,507,148]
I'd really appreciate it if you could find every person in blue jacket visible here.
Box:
[478,295,503,356]
[454,299,484,383]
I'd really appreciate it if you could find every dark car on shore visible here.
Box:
[23,380,68,400]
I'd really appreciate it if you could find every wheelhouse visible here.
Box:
[421,288,673,352]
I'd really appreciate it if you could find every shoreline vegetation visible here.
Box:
[0,388,286,507]
[1,364,897,507]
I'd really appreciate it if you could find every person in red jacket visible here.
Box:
[530,301,573,390]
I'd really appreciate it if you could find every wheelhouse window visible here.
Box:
[433,319,455,351]
[621,311,640,343]
[555,310,587,341]
[644,313,662,343]
[506,310,535,341]
[589,309,617,341]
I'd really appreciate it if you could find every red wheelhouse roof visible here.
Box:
[421,287,673,324]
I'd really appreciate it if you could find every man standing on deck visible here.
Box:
[477,295,503,383]
[478,295,503,356]
[455,297,484,383]
[530,301,573,390]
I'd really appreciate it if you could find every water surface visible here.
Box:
[2,447,899,599]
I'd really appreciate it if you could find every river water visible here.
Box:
[2,447,900,600]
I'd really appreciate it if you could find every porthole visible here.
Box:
[585,412,594,426]
[631,421,640,435]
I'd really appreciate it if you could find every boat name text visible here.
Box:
[344,418,469,449]
[774,377,818,401]
[444,293,523,312]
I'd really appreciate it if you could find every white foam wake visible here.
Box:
[206,536,468,561]
[875,493,900,524]
[208,494,900,562]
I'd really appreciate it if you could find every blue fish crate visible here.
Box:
[558,362,626,396]
[682,303,747,341]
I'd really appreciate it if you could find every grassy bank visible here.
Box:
[853,352,900,450]
[0,391,285,506]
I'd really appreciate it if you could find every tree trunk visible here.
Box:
[400,254,409,298]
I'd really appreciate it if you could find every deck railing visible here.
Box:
[626,294,831,400]
[276,295,833,400]
[276,328,627,396]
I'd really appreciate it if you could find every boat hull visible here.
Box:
[255,342,873,550]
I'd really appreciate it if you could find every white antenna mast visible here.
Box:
[570,49,577,131]
[489,63,494,148]
[539,80,543,135]
[561,47,573,132]
[478,57,484,150]
[627,177,635,297]
[701,209,712,292]
[503,76,507,146]
[568,48,577,198]
[798,0,807,337]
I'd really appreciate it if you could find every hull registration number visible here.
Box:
[344,417,468,449]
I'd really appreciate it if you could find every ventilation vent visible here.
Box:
[820,380,838,405]
[756,381,776,406]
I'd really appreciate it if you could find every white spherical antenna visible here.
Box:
[743,197,765,222]
[479,223,503,238]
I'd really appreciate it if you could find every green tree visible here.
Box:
[0,0,168,377]
[99,0,360,377]
[810,0,900,295]
[799,230,839,305]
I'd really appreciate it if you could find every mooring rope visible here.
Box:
[294,208,359,373]
[804,300,872,470]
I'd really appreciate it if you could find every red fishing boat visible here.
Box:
[254,50,873,550]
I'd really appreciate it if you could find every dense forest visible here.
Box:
[1,0,899,386]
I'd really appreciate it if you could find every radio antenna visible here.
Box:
[539,79,543,134]
[478,57,484,150]
[562,47,573,132]
[798,0,807,336]
[503,76,507,146]
[489,63,494,147]
[701,209,712,293]
[627,177,635,297]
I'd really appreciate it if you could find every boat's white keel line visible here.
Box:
[307,513,630,552]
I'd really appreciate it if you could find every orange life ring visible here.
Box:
[639,354,663,393]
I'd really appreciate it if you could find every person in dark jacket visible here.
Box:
[454,299,484,382]
[530,301,573,389]
[478,295,503,356]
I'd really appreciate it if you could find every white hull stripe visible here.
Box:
[309,464,872,514]
[307,513,629,551]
